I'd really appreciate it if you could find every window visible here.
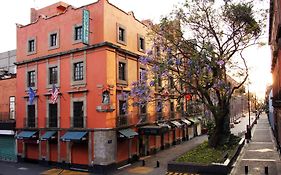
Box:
[170,101,174,112]
[49,67,58,84]
[117,24,126,44]
[73,102,84,128]
[9,96,15,120]
[155,46,160,57]
[73,62,84,81]
[140,103,147,114]
[50,33,57,47]
[139,68,146,81]
[49,103,57,128]
[169,76,174,89]
[28,71,36,87]
[119,100,127,115]
[138,35,145,51]
[119,28,125,42]
[157,101,162,113]
[27,104,35,127]
[118,62,126,81]
[157,75,162,87]
[28,40,35,53]
[74,26,82,41]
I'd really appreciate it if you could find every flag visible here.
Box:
[51,84,59,104]
[28,87,35,105]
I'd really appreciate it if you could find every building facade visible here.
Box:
[0,50,17,162]
[15,0,200,172]
[269,0,281,151]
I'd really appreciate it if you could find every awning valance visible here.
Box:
[181,119,192,126]
[139,125,169,135]
[60,131,87,142]
[41,131,57,141]
[170,121,182,128]
[16,131,37,139]
[118,129,138,139]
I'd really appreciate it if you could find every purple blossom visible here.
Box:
[139,56,151,65]
[176,59,181,65]
[167,58,174,65]
[152,65,160,72]
[149,80,155,86]
[217,60,225,66]
[146,49,153,55]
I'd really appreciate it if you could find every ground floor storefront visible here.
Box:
[0,131,16,162]
[16,118,202,173]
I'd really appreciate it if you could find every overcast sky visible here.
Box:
[0,0,272,99]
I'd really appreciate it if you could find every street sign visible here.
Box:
[82,9,90,45]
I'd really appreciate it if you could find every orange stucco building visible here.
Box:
[15,0,198,173]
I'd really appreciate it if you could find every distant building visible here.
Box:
[15,0,202,173]
[269,0,281,152]
[0,49,17,162]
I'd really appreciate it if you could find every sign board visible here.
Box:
[82,9,90,45]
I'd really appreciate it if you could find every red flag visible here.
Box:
[51,84,59,104]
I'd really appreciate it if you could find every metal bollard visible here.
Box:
[142,160,145,166]
[245,166,248,174]
[156,160,160,168]
[265,166,268,174]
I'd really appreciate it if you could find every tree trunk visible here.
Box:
[208,106,231,148]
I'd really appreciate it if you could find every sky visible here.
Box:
[0,0,272,99]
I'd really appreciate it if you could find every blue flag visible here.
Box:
[29,87,35,105]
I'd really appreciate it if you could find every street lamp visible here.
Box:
[246,82,251,140]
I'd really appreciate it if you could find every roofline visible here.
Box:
[17,0,149,29]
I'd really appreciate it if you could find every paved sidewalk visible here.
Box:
[113,135,208,175]
[231,113,281,175]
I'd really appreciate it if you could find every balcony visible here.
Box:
[47,116,60,128]
[72,116,84,128]
[24,117,36,128]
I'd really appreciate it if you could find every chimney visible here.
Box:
[30,8,38,23]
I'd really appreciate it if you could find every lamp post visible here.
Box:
[247,83,251,140]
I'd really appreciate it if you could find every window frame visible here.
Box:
[27,70,36,87]
[73,24,82,44]
[49,66,58,85]
[71,56,86,86]
[48,103,58,128]
[27,37,36,55]
[138,34,145,52]
[117,56,128,85]
[9,96,15,120]
[48,30,60,50]
[73,61,84,81]
[116,23,127,45]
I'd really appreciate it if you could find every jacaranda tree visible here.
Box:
[130,0,266,147]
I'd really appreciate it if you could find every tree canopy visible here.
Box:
[130,0,267,147]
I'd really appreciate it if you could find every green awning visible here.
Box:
[60,131,87,142]
[170,121,182,128]
[181,119,192,126]
[118,129,138,139]
[41,131,57,141]
[16,131,37,139]
[139,125,169,135]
